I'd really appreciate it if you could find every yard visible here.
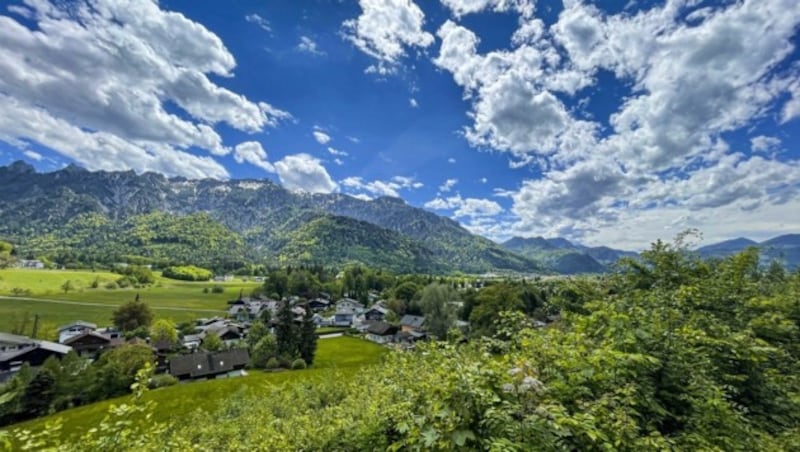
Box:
[3,337,388,443]
[0,269,261,331]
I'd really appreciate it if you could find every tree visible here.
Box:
[91,344,154,400]
[202,332,223,352]
[61,280,75,294]
[298,306,318,365]
[245,321,269,349]
[21,368,56,418]
[150,319,178,346]
[419,283,458,339]
[0,240,14,269]
[112,299,154,332]
[249,334,277,368]
[469,283,523,337]
[275,301,297,359]
[393,281,420,303]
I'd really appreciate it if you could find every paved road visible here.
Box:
[0,295,225,313]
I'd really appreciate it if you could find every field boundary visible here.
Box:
[0,296,226,313]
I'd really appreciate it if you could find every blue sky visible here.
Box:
[0,0,799,249]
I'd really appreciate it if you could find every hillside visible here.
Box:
[0,162,542,274]
[696,234,800,269]
[502,236,634,274]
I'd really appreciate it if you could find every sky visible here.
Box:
[0,0,799,250]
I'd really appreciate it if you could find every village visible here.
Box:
[0,290,440,384]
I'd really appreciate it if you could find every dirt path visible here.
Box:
[0,295,225,313]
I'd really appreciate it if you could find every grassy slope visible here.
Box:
[3,337,387,441]
[0,269,260,330]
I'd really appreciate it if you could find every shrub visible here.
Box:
[105,281,118,290]
[148,374,178,389]
[265,357,280,369]
[202,287,209,294]
[291,358,307,370]
[162,265,213,282]
[211,285,225,294]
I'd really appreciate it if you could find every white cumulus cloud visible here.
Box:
[274,154,338,193]
[233,141,274,173]
[343,0,434,74]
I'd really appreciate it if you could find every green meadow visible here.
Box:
[3,337,388,442]
[0,269,261,331]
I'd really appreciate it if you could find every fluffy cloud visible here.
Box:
[434,0,800,244]
[341,175,423,198]
[424,194,503,218]
[438,178,458,193]
[440,0,535,19]
[22,150,42,161]
[297,36,325,56]
[343,0,434,74]
[274,154,338,193]
[313,130,332,145]
[233,141,274,173]
[0,0,289,179]
[409,98,419,108]
[750,136,782,153]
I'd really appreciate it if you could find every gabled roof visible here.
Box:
[63,331,112,346]
[400,315,426,329]
[57,321,97,332]
[0,340,72,362]
[168,349,249,378]
[0,332,37,346]
[365,306,389,315]
[367,321,397,336]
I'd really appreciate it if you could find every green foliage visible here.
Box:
[202,332,223,352]
[162,265,213,282]
[249,334,277,369]
[112,299,154,332]
[418,283,459,339]
[291,359,307,370]
[265,357,280,369]
[147,374,178,389]
[60,280,75,294]
[469,283,524,337]
[92,345,155,400]
[149,318,178,345]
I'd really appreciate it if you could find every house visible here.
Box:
[18,259,45,269]
[400,315,426,333]
[311,313,330,327]
[365,321,398,344]
[63,331,119,359]
[333,309,355,327]
[213,275,234,282]
[336,298,364,313]
[182,333,203,350]
[363,306,389,322]
[0,332,72,372]
[307,298,331,312]
[168,349,249,381]
[58,321,98,343]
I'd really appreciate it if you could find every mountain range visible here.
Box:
[1,162,796,274]
[0,161,538,274]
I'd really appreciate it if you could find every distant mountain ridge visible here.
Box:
[0,162,541,274]
[696,234,800,269]
[501,236,637,274]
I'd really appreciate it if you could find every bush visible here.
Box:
[162,265,213,282]
[202,287,209,294]
[291,359,307,370]
[105,281,118,290]
[265,357,280,369]
[211,285,225,294]
[148,373,178,389]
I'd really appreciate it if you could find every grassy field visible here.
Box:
[3,337,388,442]
[0,269,261,331]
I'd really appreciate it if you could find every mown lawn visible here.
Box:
[0,269,261,330]
[3,337,388,443]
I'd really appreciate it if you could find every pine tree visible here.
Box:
[298,305,318,365]
[275,301,297,359]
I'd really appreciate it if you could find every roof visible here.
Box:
[400,315,426,329]
[365,306,389,315]
[63,331,112,346]
[57,321,97,332]
[367,321,397,336]
[0,332,37,346]
[337,298,364,308]
[0,340,72,362]
[168,349,250,378]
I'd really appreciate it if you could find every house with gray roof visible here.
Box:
[168,349,249,380]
